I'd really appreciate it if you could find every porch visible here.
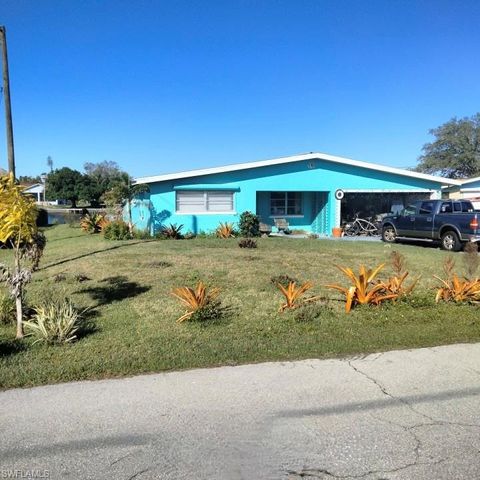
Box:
[255,191,330,235]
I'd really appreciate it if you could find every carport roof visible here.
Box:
[135,152,462,186]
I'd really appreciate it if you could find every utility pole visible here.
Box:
[0,26,15,178]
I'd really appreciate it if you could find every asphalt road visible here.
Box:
[1,343,479,479]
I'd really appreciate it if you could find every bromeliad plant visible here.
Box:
[326,264,397,313]
[216,222,235,239]
[277,280,321,312]
[434,256,480,304]
[380,251,420,298]
[80,212,108,234]
[171,281,221,322]
[161,223,184,239]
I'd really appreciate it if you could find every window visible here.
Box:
[419,201,434,214]
[402,205,417,216]
[453,202,462,212]
[440,202,452,213]
[461,201,474,213]
[176,191,234,213]
[270,192,302,216]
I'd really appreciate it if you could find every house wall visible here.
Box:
[131,158,443,235]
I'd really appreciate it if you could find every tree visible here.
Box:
[0,174,45,338]
[18,175,41,184]
[83,161,128,206]
[45,167,84,207]
[103,179,149,233]
[47,156,53,173]
[416,113,480,179]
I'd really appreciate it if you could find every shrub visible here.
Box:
[103,220,131,240]
[326,264,398,313]
[0,294,15,324]
[24,300,84,345]
[80,213,108,234]
[160,223,184,239]
[270,274,299,289]
[171,281,220,322]
[238,211,260,237]
[216,222,235,239]
[277,280,321,311]
[238,238,257,249]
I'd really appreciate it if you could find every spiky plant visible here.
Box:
[326,264,398,313]
[380,251,419,298]
[80,213,107,234]
[277,281,320,311]
[161,223,184,239]
[216,222,235,239]
[171,281,220,322]
[24,300,84,344]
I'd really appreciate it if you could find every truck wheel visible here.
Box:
[382,226,396,243]
[441,231,462,251]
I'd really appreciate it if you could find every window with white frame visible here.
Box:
[176,190,235,213]
[270,192,302,216]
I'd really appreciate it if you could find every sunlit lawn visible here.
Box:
[1,224,479,389]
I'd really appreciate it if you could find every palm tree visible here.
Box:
[46,156,53,173]
[104,177,149,233]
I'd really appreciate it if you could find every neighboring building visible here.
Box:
[444,177,480,209]
[22,183,45,202]
[131,152,460,236]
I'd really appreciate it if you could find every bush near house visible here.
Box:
[238,211,260,237]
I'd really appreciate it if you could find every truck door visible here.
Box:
[395,204,417,236]
[415,201,435,238]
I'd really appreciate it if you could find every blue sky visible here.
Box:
[1,0,479,178]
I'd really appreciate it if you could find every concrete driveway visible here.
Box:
[1,343,479,479]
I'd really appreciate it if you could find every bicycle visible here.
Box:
[342,215,380,237]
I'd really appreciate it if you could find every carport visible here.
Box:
[339,191,433,224]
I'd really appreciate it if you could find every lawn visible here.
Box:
[1,224,479,389]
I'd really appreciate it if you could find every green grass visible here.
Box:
[1,224,479,389]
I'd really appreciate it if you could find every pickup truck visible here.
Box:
[381,199,480,251]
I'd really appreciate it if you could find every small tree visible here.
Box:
[103,179,149,233]
[0,174,45,338]
[238,211,260,237]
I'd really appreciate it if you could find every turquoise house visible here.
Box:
[131,152,458,236]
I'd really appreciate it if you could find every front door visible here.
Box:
[414,201,435,238]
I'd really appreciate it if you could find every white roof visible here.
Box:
[457,176,480,186]
[135,152,462,186]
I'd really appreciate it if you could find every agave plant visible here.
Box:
[326,264,398,313]
[24,300,84,344]
[277,280,320,311]
[80,213,107,234]
[216,222,235,239]
[161,223,184,239]
[171,281,220,322]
